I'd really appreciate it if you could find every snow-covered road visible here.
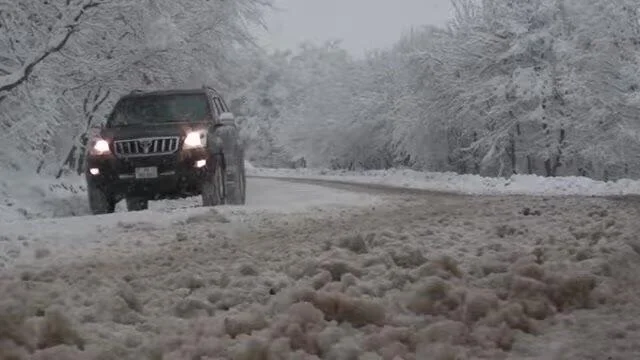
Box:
[0,178,381,269]
[1,177,640,359]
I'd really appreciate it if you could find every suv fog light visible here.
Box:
[195,160,206,168]
[89,168,100,175]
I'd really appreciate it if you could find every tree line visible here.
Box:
[2,0,639,181]
[239,0,640,181]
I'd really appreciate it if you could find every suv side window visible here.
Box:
[213,97,225,114]
[219,98,229,112]
[206,91,221,116]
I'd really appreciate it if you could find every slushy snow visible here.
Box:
[1,166,640,359]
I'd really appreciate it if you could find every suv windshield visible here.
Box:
[107,93,210,127]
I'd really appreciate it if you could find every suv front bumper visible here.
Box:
[85,148,213,199]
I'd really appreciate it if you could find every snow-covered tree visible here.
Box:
[4,0,638,182]
[269,41,357,167]
[0,0,109,94]
[558,0,640,179]
[0,0,272,174]
[264,0,640,181]
[226,47,293,167]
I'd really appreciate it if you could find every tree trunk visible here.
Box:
[509,132,516,174]
[544,158,553,177]
[473,131,480,174]
[552,127,565,176]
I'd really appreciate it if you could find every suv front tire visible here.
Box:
[126,197,149,211]
[218,126,246,205]
[88,184,115,214]
[202,154,226,206]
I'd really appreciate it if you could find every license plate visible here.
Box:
[135,166,158,179]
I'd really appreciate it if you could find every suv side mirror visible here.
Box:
[219,112,235,125]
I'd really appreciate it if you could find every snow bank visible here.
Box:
[0,171,89,222]
[247,166,640,196]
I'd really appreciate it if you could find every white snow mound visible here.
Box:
[0,171,88,222]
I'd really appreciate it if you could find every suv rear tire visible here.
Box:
[202,154,225,206]
[224,148,246,205]
[88,184,115,214]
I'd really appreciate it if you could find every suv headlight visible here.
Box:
[183,130,207,149]
[90,139,111,155]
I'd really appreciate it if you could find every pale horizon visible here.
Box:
[255,0,454,56]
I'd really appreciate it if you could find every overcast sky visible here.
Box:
[255,0,454,57]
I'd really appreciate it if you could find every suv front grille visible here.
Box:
[114,137,180,157]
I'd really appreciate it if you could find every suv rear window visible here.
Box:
[107,93,210,127]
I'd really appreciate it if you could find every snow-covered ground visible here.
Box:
[1,166,640,359]
[0,177,380,269]
[248,166,640,197]
[0,172,89,222]
[3,163,639,223]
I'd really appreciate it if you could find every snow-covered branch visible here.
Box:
[0,0,102,93]
[0,0,273,174]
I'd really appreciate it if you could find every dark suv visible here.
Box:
[84,86,246,214]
